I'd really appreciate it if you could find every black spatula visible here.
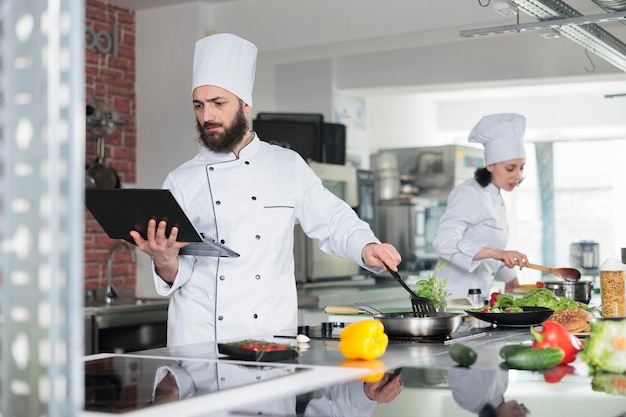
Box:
[383,262,436,317]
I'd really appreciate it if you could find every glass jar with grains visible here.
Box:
[598,258,626,317]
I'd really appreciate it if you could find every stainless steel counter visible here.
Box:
[81,324,626,417]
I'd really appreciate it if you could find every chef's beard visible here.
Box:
[196,102,249,153]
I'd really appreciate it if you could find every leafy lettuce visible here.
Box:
[493,288,580,311]
[591,373,626,396]
[581,319,626,374]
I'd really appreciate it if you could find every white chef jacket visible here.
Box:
[152,134,379,346]
[446,367,508,413]
[432,178,516,298]
[152,360,376,417]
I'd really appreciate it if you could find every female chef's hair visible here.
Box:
[474,167,525,188]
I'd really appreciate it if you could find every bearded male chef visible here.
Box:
[130,33,402,347]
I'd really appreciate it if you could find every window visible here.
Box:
[503,139,626,284]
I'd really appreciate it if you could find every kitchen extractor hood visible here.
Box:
[461,0,626,72]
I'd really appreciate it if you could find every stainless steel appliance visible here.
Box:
[294,162,361,282]
[378,198,446,271]
[356,169,378,235]
[569,240,599,275]
[543,281,593,304]
[372,145,484,202]
[371,145,483,271]
[370,150,400,201]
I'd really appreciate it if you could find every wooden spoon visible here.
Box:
[525,263,581,282]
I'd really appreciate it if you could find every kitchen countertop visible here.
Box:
[81,321,626,417]
[83,298,169,316]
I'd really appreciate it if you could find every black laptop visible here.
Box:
[85,188,239,258]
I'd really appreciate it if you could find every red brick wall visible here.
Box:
[84,0,137,292]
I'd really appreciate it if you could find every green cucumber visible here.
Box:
[499,344,530,360]
[505,347,564,370]
[449,343,477,367]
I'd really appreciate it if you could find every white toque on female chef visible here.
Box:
[468,113,526,165]
[192,33,258,106]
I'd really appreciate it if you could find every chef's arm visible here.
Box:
[152,372,179,405]
[151,365,196,404]
[304,381,377,417]
[494,264,520,293]
[504,278,520,293]
[474,247,528,269]
[361,242,402,272]
[130,218,189,284]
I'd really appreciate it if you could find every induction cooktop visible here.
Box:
[84,355,308,414]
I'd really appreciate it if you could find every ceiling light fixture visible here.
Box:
[539,28,561,39]
[461,0,626,72]
[493,0,519,16]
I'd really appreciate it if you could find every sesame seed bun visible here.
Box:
[549,308,593,333]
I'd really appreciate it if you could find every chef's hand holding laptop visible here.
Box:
[129,217,190,280]
[85,189,240,276]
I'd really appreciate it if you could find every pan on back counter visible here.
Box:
[324,305,463,338]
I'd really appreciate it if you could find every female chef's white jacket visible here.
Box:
[432,178,516,299]
[152,135,379,346]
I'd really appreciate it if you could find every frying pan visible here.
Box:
[87,136,120,189]
[325,304,463,338]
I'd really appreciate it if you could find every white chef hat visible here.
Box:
[192,33,257,106]
[468,113,527,165]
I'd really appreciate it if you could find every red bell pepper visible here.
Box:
[530,320,582,365]
[543,364,575,383]
[489,292,501,307]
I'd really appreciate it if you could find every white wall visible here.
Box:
[135,2,208,190]
[366,78,626,155]
[134,2,211,297]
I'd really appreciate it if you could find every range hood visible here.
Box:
[461,0,626,72]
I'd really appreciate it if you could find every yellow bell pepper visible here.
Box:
[341,359,386,382]
[339,319,389,360]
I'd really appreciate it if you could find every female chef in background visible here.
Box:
[432,113,529,299]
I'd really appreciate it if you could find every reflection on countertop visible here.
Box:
[83,325,626,417]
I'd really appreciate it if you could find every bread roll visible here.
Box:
[549,307,593,333]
